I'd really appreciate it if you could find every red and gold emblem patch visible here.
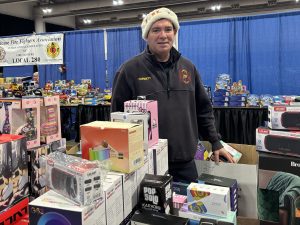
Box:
[179,69,191,84]
[46,42,60,58]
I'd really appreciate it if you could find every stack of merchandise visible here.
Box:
[256,104,300,225]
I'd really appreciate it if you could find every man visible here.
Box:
[111,7,234,183]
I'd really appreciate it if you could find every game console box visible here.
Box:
[111,112,149,155]
[40,96,61,144]
[256,127,300,157]
[187,183,231,217]
[124,100,159,148]
[268,105,300,130]
[29,190,106,225]
[197,173,238,212]
[81,121,144,173]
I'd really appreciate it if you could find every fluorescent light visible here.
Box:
[211,4,221,11]
[83,19,92,24]
[118,0,124,5]
[113,0,118,5]
[42,7,52,14]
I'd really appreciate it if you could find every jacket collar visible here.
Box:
[143,45,181,64]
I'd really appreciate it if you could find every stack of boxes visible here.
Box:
[256,105,300,225]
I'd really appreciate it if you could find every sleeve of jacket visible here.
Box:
[194,66,223,151]
[111,65,133,112]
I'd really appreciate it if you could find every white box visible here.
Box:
[108,171,138,219]
[148,147,154,175]
[268,105,300,130]
[187,183,230,217]
[29,190,106,225]
[104,174,123,225]
[151,139,168,175]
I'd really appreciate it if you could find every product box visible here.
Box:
[49,138,66,153]
[81,121,144,173]
[172,182,189,196]
[131,210,188,225]
[187,183,230,217]
[179,203,237,225]
[29,190,106,225]
[40,96,61,144]
[136,156,150,190]
[27,144,50,198]
[150,139,168,176]
[103,174,123,225]
[108,171,138,220]
[268,105,300,130]
[258,152,300,225]
[124,100,159,148]
[148,147,154,175]
[256,127,300,157]
[197,173,238,212]
[213,96,229,102]
[229,95,247,102]
[139,174,173,214]
[0,197,29,225]
[111,111,149,154]
[173,193,187,210]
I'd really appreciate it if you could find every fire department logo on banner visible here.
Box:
[46,42,60,58]
[0,46,6,61]
[179,69,191,84]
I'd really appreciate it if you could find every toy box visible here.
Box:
[124,100,159,147]
[40,96,61,144]
[29,190,105,225]
[81,121,144,173]
[111,111,149,155]
[187,183,230,217]
[268,105,300,130]
[139,174,173,214]
[0,197,29,225]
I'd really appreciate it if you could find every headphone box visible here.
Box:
[268,105,300,130]
[29,190,105,225]
[256,127,300,157]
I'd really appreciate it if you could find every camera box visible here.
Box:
[187,183,230,217]
[197,173,238,212]
[131,210,188,225]
[258,152,300,225]
[124,100,159,148]
[139,174,173,214]
[108,171,138,220]
[150,139,168,176]
[40,96,61,144]
[268,105,300,130]
[256,127,300,157]
[103,174,123,225]
[179,203,237,225]
[29,190,106,225]
[81,121,144,173]
[111,112,149,155]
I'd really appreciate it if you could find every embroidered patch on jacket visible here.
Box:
[138,76,152,81]
[179,69,191,84]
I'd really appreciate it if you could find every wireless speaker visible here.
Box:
[281,112,300,129]
[264,135,300,156]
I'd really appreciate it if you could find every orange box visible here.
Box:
[80,121,144,173]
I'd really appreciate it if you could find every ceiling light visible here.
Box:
[113,0,123,5]
[231,3,240,9]
[42,7,52,14]
[113,0,118,5]
[211,4,221,11]
[83,19,92,24]
[296,0,299,2]
[142,13,147,18]
[267,0,277,6]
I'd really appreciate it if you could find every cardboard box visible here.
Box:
[198,142,258,218]
[0,197,29,225]
[268,105,300,130]
[150,139,168,176]
[187,183,230,217]
[256,127,300,157]
[124,100,159,148]
[29,190,106,225]
[81,121,144,173]
[40,96,61,144]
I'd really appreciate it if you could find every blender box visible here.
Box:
[268,105,300,130]
[29,190,106,225]
[124,100,159,148]
[40,96,61,144]
[187,183,230,217]
[81,121,144,173]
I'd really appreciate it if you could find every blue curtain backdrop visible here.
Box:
[107,27,146,87]
[3,66,33,77]
[179,11,300,95]
[38,64,61,87]
[64,30,106,89]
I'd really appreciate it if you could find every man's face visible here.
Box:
[146,19,177,60]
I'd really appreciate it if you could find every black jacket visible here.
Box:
[111,47,222,162]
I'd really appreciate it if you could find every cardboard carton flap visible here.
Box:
[80,121,141,129]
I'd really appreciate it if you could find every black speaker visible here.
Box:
[264,135,300,156]
[281,112,300,129]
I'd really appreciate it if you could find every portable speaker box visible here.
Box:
[268,105,300,130]
[256,127,300,157]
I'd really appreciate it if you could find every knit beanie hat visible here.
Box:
[141,7,180,40]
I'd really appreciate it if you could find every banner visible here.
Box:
[0,33,64,66]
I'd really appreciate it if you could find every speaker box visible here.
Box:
[264,135,300,156]
[281,112,300,129]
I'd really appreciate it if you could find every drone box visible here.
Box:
[124,100,159,148]
[81,121,144,173]
[268,105,300,130]
[29,190,106,225]
[40,96,61,144]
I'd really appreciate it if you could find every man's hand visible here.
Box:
[213,147,235,164]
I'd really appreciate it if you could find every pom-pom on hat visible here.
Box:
[141,7,179,40]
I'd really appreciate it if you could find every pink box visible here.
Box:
[40,96,61,144]
[124,100,159,147]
